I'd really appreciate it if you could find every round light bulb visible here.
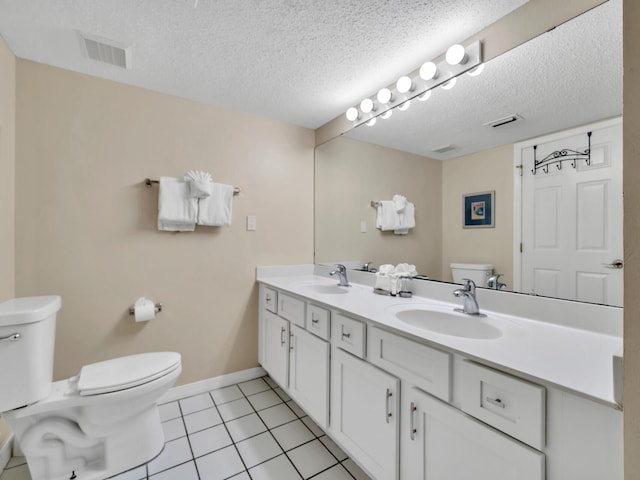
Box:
[419,61,438,80]
[345,107,359,122]
[417,90,432,102]
[366,117,377,126]
[446,44,467,65]
[396,76,414,94]
[380,110,393,120]
[377,88,393,104]
[441,77,457,90]
[360,98,374,113]
[398,100,411,111]
[467,63,485,77]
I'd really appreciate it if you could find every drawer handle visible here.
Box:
[280,327,286,346]
[486,396,506,409]
[266,294,272,303]
[341,331,351,339]
[385,389,393,423]
[290,332,294,351]
[410,402,417,440]
[311,313,319,324]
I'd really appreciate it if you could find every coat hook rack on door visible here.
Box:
[532,131,592,175]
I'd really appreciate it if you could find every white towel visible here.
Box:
[185,170,213,199]
[394,202,415,235]
[157,177,197,231]
[197,182,234,226]
[392,194,407,212]
[376,201,398,231]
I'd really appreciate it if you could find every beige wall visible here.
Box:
[14,60,314,385]
[315,136,442,277]
[440,145,514,285]
[624,0,640,477]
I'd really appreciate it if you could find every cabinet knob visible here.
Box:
[486,396,506,409]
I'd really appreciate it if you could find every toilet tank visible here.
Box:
[0,296,61,412]
[450,263,494,287]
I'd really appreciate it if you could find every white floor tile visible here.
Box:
[258,403,297,429]
[150,461,198,480]
[312,464,354,480]
[179,392,215,415]
[319,435,348,462]
[211,385,244,405]
[183,407,223,434]
[287,439,338,479]
[0,465,31,480]
[273,387,291,402]
[195,445,245,480]
[263,376,278,389]
[225,413,268,443]
[158,401,181,422]
[229,472,251,480]
[189,424,233,458]
[300,416,324,437]
[147,437,193,476]
[217,397,254,422]
[5,458,26,469]
[238,378,270,396]
[236,432,283,468]
[342,458,372,480]
[286,400,306,417]
[161,417,186,441]
[271,420,315,452]
[247,390,282,411]
[248,454,302,480]
[109,464,147,480]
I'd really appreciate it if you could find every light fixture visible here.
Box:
[398,100,411,111]
[366,117,377,126]
[419,61,438,80]
[345,107,359,121]
[360,98,375,113]
[446,44,468,65]
[441,77,457,90]
[417,90,432,101]
[380,109,393,120]
[377,87,394,104]
[467,63,485,77]
[396,76,414,94]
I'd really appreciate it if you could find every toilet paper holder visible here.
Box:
[128,303,162,315]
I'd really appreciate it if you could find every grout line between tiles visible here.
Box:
[177,399,202,480]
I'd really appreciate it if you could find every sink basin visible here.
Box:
[297,283,350,295]
[389,305,503,339]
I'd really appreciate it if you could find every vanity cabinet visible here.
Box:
[261,310,289,388]
[330,347,400,480]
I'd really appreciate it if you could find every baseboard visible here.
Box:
[159,366,267,404]
[0,433,13,473]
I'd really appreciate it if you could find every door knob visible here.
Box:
[603,259,624,269]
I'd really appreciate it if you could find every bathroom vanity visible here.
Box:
[257,265,623,480]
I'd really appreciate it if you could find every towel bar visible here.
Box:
[371,201,381,207]
[144,178,240,195]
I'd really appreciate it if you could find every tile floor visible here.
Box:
[0,376,372,480]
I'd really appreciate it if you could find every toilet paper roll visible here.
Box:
[133,297,155,322]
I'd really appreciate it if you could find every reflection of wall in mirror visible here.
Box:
[314,136,442,278]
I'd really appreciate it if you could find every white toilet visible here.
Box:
[450,263,494,287]
[0,296,182,480]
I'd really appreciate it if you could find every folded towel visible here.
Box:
[392,194,407,212]
[394,202,415,234]
[185,170,213,199]
[157,177,197,231]
[197,182,234,226]
[376,201,398,231]
[378,264,396,275]
[375,273,392,292]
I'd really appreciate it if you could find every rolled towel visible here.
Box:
[157,177,197,231]
[396,263,418,277]
[185,170,213,199]
[378,264,396,276]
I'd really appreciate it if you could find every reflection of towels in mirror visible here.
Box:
[394,202,415,235]
[197,182,233,226]
[376,201,397,231]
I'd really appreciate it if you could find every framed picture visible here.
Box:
[463,191,495,228]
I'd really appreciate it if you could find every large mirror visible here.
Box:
[315,0,622,306]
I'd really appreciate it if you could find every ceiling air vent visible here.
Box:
[432,144,457,154]
[483,114,522,128]
[78,32,132,69]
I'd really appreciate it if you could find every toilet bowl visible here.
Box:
[0,296,182,480]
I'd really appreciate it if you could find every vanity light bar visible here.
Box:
[346,41,483,128]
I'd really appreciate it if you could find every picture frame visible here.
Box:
[463,191,495,228]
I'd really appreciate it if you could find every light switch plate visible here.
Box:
[247,215,257,231]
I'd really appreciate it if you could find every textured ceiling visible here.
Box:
[347,0,622,159]
[0,0,527,129]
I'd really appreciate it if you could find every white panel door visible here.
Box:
[519,118,622,306]
[403,387,545,480]
[261,311,289,388]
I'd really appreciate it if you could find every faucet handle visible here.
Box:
[335,264,347,274]
[488,274,506,290]
[462,278,476,293]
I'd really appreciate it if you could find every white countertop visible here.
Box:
[257,266,622,409]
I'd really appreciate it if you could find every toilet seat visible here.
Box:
[78,352,181,396]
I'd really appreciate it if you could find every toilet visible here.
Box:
[450,263,494,287]
[0,296,182,480]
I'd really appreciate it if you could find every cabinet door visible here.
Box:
[289,325,330,428]
[261,311,289,388]
[403,387,545,480]
[330,347,399,480]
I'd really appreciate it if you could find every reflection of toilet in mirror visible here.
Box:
[450,263,493,287]
[0,296,182,480]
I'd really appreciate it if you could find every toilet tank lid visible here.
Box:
[450,263,494,270]
[0,296,61,327]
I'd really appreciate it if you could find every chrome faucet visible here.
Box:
[487,274,507,290]
[362,262,377,273]
[453,279,484,316]
[330,264,351,287]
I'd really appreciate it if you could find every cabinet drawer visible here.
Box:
[461,361,546,450]
[332,313,366,358]
[278,293,305,328]
[306,304,330,340]
[368,326,451,402]
[261,286,278,314]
